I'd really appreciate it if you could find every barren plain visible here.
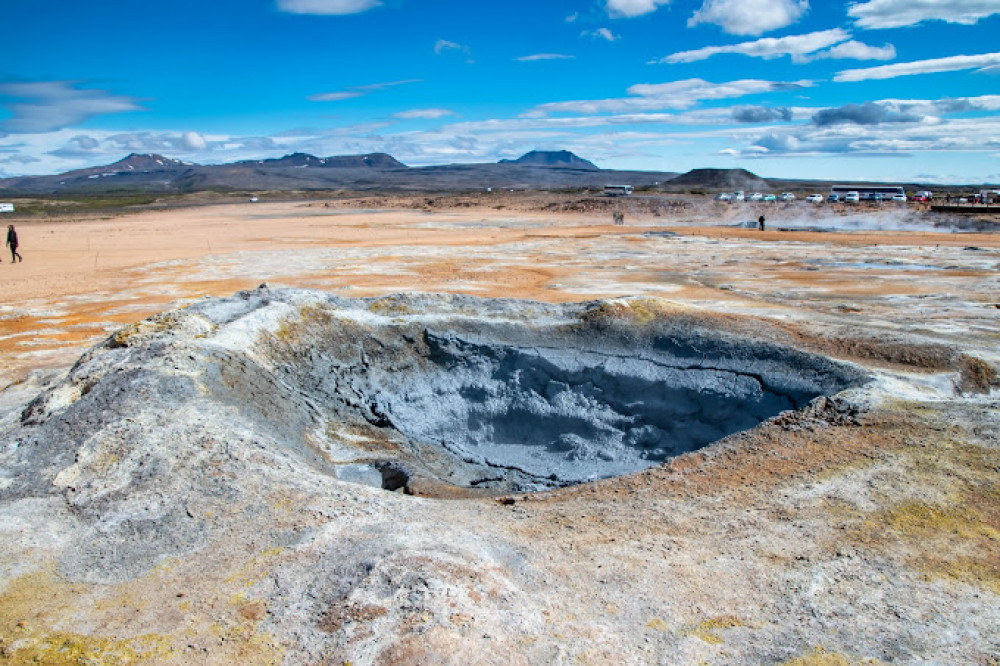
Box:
[1,194,998,664]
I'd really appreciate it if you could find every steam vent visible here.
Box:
[12,289,868,500]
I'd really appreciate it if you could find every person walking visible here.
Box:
[6,224,21,262]
[758,215,765,231]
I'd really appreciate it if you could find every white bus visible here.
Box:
[831,185,904,201]
[603,185,633,197]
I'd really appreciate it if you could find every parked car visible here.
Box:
[780,192,795,201]
[827,193,840,202]
[763,193,777,202]
[913,190,933,201]
[748,192,764,201]
[871,193,883,203]
[890,194,907,202]
[843,191,860,203]
[715,192,732,201]
[806,194,823,203]
[733,191,745,201]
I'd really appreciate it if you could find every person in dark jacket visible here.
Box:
[6,224,21,262]
[758,215,765,231]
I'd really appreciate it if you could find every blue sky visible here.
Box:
[1,0,999,183]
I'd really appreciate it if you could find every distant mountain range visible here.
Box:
[0,150,683,195]
[234,152,408,170]
[0,149,961,196]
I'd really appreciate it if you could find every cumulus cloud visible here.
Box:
[688,0,809,36]
[276,0,382,15]
[812,101,922,126]
[835,52,1000,82]
[605,0,671,18]
[394,108,455,119]
[0,80,143,134]
[181,131,207,150]
[309,79,421,102]
[43,130,228,160]
[732,113,1000,159]
[845,95,1000,120]
[732,106,793,122]
[517,53,576,62]
[69,135,100,151]
[661,28,849,63]
[526,78,812,116]
[748,131,802,153]
[582,28,619,41]
[848,0,1000,29]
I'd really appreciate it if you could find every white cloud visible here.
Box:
[583,28,619,42]
[308,79,421,102]
[806,94,1000,125]
[517,53,576,62]
[276,0,382,15]
[748,131,802,153]
[394,109,455,119]
[525,78,813,116]
[688,0,809,36]
[12,128,250,169]
[811,101,923,126]
[440,108,743,134]
[732,115,1000,158]
[0,80,143,134]
[605,0,671,18]
[804,40,896,62]
[835,52,1000,82]
[434,39,469,56]
[661,28,849,63]
[181,131,207,150]
[308,91,363,102]
[848,0,1000,29]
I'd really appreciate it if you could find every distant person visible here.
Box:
[758,215,765,231]
[6,225,20,262]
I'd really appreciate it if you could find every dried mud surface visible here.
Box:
[1,196,998,664]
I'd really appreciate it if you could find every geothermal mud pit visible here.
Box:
[246,293,865,493]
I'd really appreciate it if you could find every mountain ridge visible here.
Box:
[498,150,598,170]
[0,149,677,194]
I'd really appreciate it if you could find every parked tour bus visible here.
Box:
[603,185,633,197]
[831,185,904,201]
